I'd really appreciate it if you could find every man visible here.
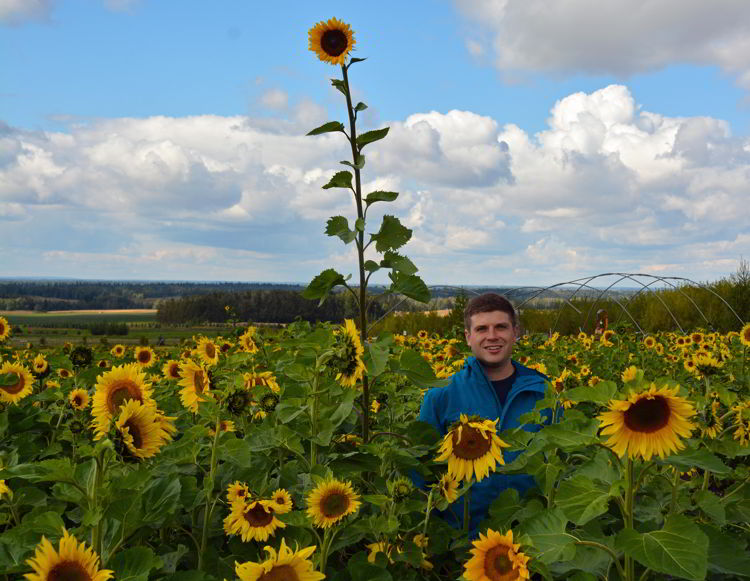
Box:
[418,293,548,533]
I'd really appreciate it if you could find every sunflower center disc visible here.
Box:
[205,344,216,358]
[138,352,150,364]
[484,544,517,581]
[244,503,273,527]
[194,372,205,393]
[321,29,348,56]
[624,396,671,433]
[47,560,93,581]
[107,381,139,411]
[321,491,349,518]
[0,373,23,395]
[453,425,492,460]
[124,419,143,449]
[258,564,299,581]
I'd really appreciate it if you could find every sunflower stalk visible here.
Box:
[198,415,222,571]
[624,458,635,581]
[463,484,472,535]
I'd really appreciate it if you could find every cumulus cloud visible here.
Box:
[455,0,750,88]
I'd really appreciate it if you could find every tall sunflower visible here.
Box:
[114,400,174,460]
[598,383,696,460]
[133,346,156,368]
[194,337,219,366]
[308,17,355,66]
[69,388,90,411]
[223,500,286,542]
[92,363,153,439]
[306,477,361,528]
[464,528,530,581]
[435,414,509,483]
[0,316,10,342]
[24,529,113,581]
[0,361,34,405]
[330,319,365,389]
[235,538,324,581]
[177,359,211,412]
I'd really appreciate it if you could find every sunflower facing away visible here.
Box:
[223,499,286,542]
[306,477,361,528]
[69,388,90,411]
[598,383,696,461]
[235,538,324,581]
[0,361,34,405]
[114,400,174,460]
[92,363,153,439]
[133,346,156,368]
[435,414,510,483]
[308,17,355,66]
[24,529,113,581]
[331,319,365,389]
[194,337,219,366]
[464,528,530,581]
[177,359,211,412]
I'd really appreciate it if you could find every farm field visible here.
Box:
[0,315,749,580]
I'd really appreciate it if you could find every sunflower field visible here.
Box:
[0,314,749,581]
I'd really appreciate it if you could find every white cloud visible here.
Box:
[0,0,53,25]
[455,0,750,88]
[259,89,289,110]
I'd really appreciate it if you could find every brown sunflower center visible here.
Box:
[73,396,83,406]
[258,564,299,581]
[321,29,348,56]
[452,425,492,460]
[123,419,143,449]
[168,364,180,378]
[194,371,205,393]
[205,343,216,358]
[484,544,517,581]
[107,380,141,411]
[47,560,93,581]
[0,373,24,395]
[624,396,671,433]
[243,503,273,527]
[321,490,350,518]
[137,351,151,364]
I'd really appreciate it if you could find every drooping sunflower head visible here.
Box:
[238,328,260,353]
[69,388,90,411]
[260,393,280,413]
[194,337,219,366]
[306,476,361,528]
[330,319,365,389]
[464,528,530,581]
[598,383,696,461]
[234,538,324,581]
[223,499,286,543]
[243,370,280,393]
[24,529,113,581]
[0,361,34,405]
[69,346,93,368]
[92,363,153,438]
[177,359,211,413]
[133,346,156,368]
[308,17,356,66]
[162,359,181,381]
[435,414,509,483]
[436,472,459,504]
[0,316,10,342]
[621,365,639,384]
[114,400,174,460]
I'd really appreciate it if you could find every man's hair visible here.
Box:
[464,293,518,330]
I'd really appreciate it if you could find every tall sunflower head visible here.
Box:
[235,538,324,581]
[329,319,365,389]
[308,17,355,66]
[223,499,286,543]
[306,477,361,528]
[598,383,696,460]
[238,327,260,353]
[177,359,211,412]
[24,529,113,581]
[464,528,530,581]
[0,361,34,405]
[114,400,174,460]
[435,414,509,483]
[92,363,153,439]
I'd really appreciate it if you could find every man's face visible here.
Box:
[464,310,518,370]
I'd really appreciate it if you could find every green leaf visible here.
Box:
[380,250,418,275]
[354,101,368,111]
[306,121,344,136]
[219,438,254,468]
[389,272,430,303]
[663,446,731,475]
[340,155,365,169]
[365,190,399,207]
[695,490,725,525]
[355,218,365,232]
[348,57,367,65]
[347,550,392,581]
[699,524,750,577]
[398,348,449,389]
[302,269,347,305]
[325,216,356,244]
[141,477,181,526]
[565,381,617,404]
[616,515,708,581]
[371,215,411,252]
[555,475,613,525]
[518,508,576,564]
[331,78,348,96]
[322,170,353,190]
[487,488,524,528]
[109,546,161,581]
[365,340,389,377]
[364,260,380,272]
[356,127,390,149]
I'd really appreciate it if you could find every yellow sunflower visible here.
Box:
[110,344,126,358]
[133,346,156,368]
[114,400,174,460]
[235,538,324,581]
[223,499,286,542]
[161,359,181,381]
[435,414,509,483]
[57,368,73,379]
[598,383,696,461]
[308,17,355,66]
[24,529,113,581]
[92,363,153,439]
[740,323,750,347]
[0,316,10,341]
[32,354,48,374]
[0,361,34,405]
[238,327,260,353]
[243,370,280,393]
[69,388,90,410]
[621,366,639,383]
[0,479,10,498]
[177,359,211,412]
[194,337,219,366]
[268,488,293,514]
[226,481,251,504]
[436,473,459,503]
[464,528,530,581]
[643,336,656,349]
[331,319,365,389]
[306,477,361,528]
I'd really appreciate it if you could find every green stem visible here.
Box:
[669,467,680,515]
[575,541,627,581]
[198,416,222,572]
[422,488,434,540]
[90,452,105,559]
[310,374,320,469]
[720,475,750,503]
[319,526,340,574]
[702,469,711,492]
[624,458,635,581]
[463,486,472,536]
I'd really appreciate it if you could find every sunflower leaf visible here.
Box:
[354,101,368,111]
[380,250,418,275]
[365,190,399,207]
[699,524,750,577]
[302,268,348,305]
[388,272,430,303]
[371,215,411,252]
[555,475,614,525]
[109,546,161,581]
[307,121,345,136]
[517,508,577,564]
[322,170,353,190]
[356,127,390,150]
[663,445,731,475]
[364,260,380,272]
[325,216,356,244]
[348,57,368,65]
[331,78,348,96]
[616,515,708,581]
[340,155,365,169]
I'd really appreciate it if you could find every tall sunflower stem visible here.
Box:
[702,469,711,492]
[90,448,108,560]
[624,458,635,581]
[669,467,681,515]
[198,415,222,572]
[309,370,321,470]
[462,485,472,536]
[319,526,340,574]
[422,488,434,540]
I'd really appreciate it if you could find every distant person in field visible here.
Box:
[418,293,549,534]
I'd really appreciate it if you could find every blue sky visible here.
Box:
[2,0,750,287]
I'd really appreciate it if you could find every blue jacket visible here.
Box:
[418,357,548,533]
